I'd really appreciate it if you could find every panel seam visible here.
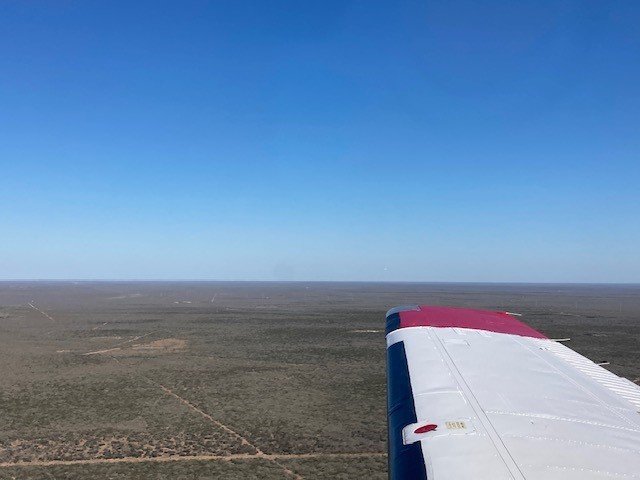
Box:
[428,328,526,480]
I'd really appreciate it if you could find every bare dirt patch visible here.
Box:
[83,338,186,356]
[107,294,143,300]
[131,338,187,352]
[87,336,122,342]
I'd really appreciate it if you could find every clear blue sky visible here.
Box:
[1,0,639,282]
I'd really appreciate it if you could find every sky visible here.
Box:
[1,0,639,282]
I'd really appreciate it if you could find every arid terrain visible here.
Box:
[0,282,638,479]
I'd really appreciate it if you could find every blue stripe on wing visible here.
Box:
[387,341,428,480]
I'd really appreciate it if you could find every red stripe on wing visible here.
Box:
[399,306,546,339]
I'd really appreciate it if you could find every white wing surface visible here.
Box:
[386,305,640,480]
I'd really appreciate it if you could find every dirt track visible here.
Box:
[0,452,387,469]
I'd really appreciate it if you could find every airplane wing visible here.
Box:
[386,305,640,479]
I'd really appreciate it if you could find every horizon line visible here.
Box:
[0,279,639,286]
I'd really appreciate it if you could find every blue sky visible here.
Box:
[1,0,639,282]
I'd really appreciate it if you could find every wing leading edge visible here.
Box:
[386,305,640,480]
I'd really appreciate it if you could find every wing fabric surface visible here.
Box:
[386,305,640,480]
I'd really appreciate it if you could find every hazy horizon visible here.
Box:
[1,279,639,287]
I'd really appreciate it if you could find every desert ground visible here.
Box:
[0,282,638,479]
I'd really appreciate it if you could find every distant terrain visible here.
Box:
[0,282,638,479]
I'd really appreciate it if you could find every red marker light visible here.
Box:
[414,424,438,434]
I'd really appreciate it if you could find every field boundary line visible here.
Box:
[83,333,155,355]
[109,355,303,479]
[0,452,387,469]
[27,303,56,323]
[148,378,265,455]
[140,376,306,479]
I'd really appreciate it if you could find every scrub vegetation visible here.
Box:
[0,282,638,478]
